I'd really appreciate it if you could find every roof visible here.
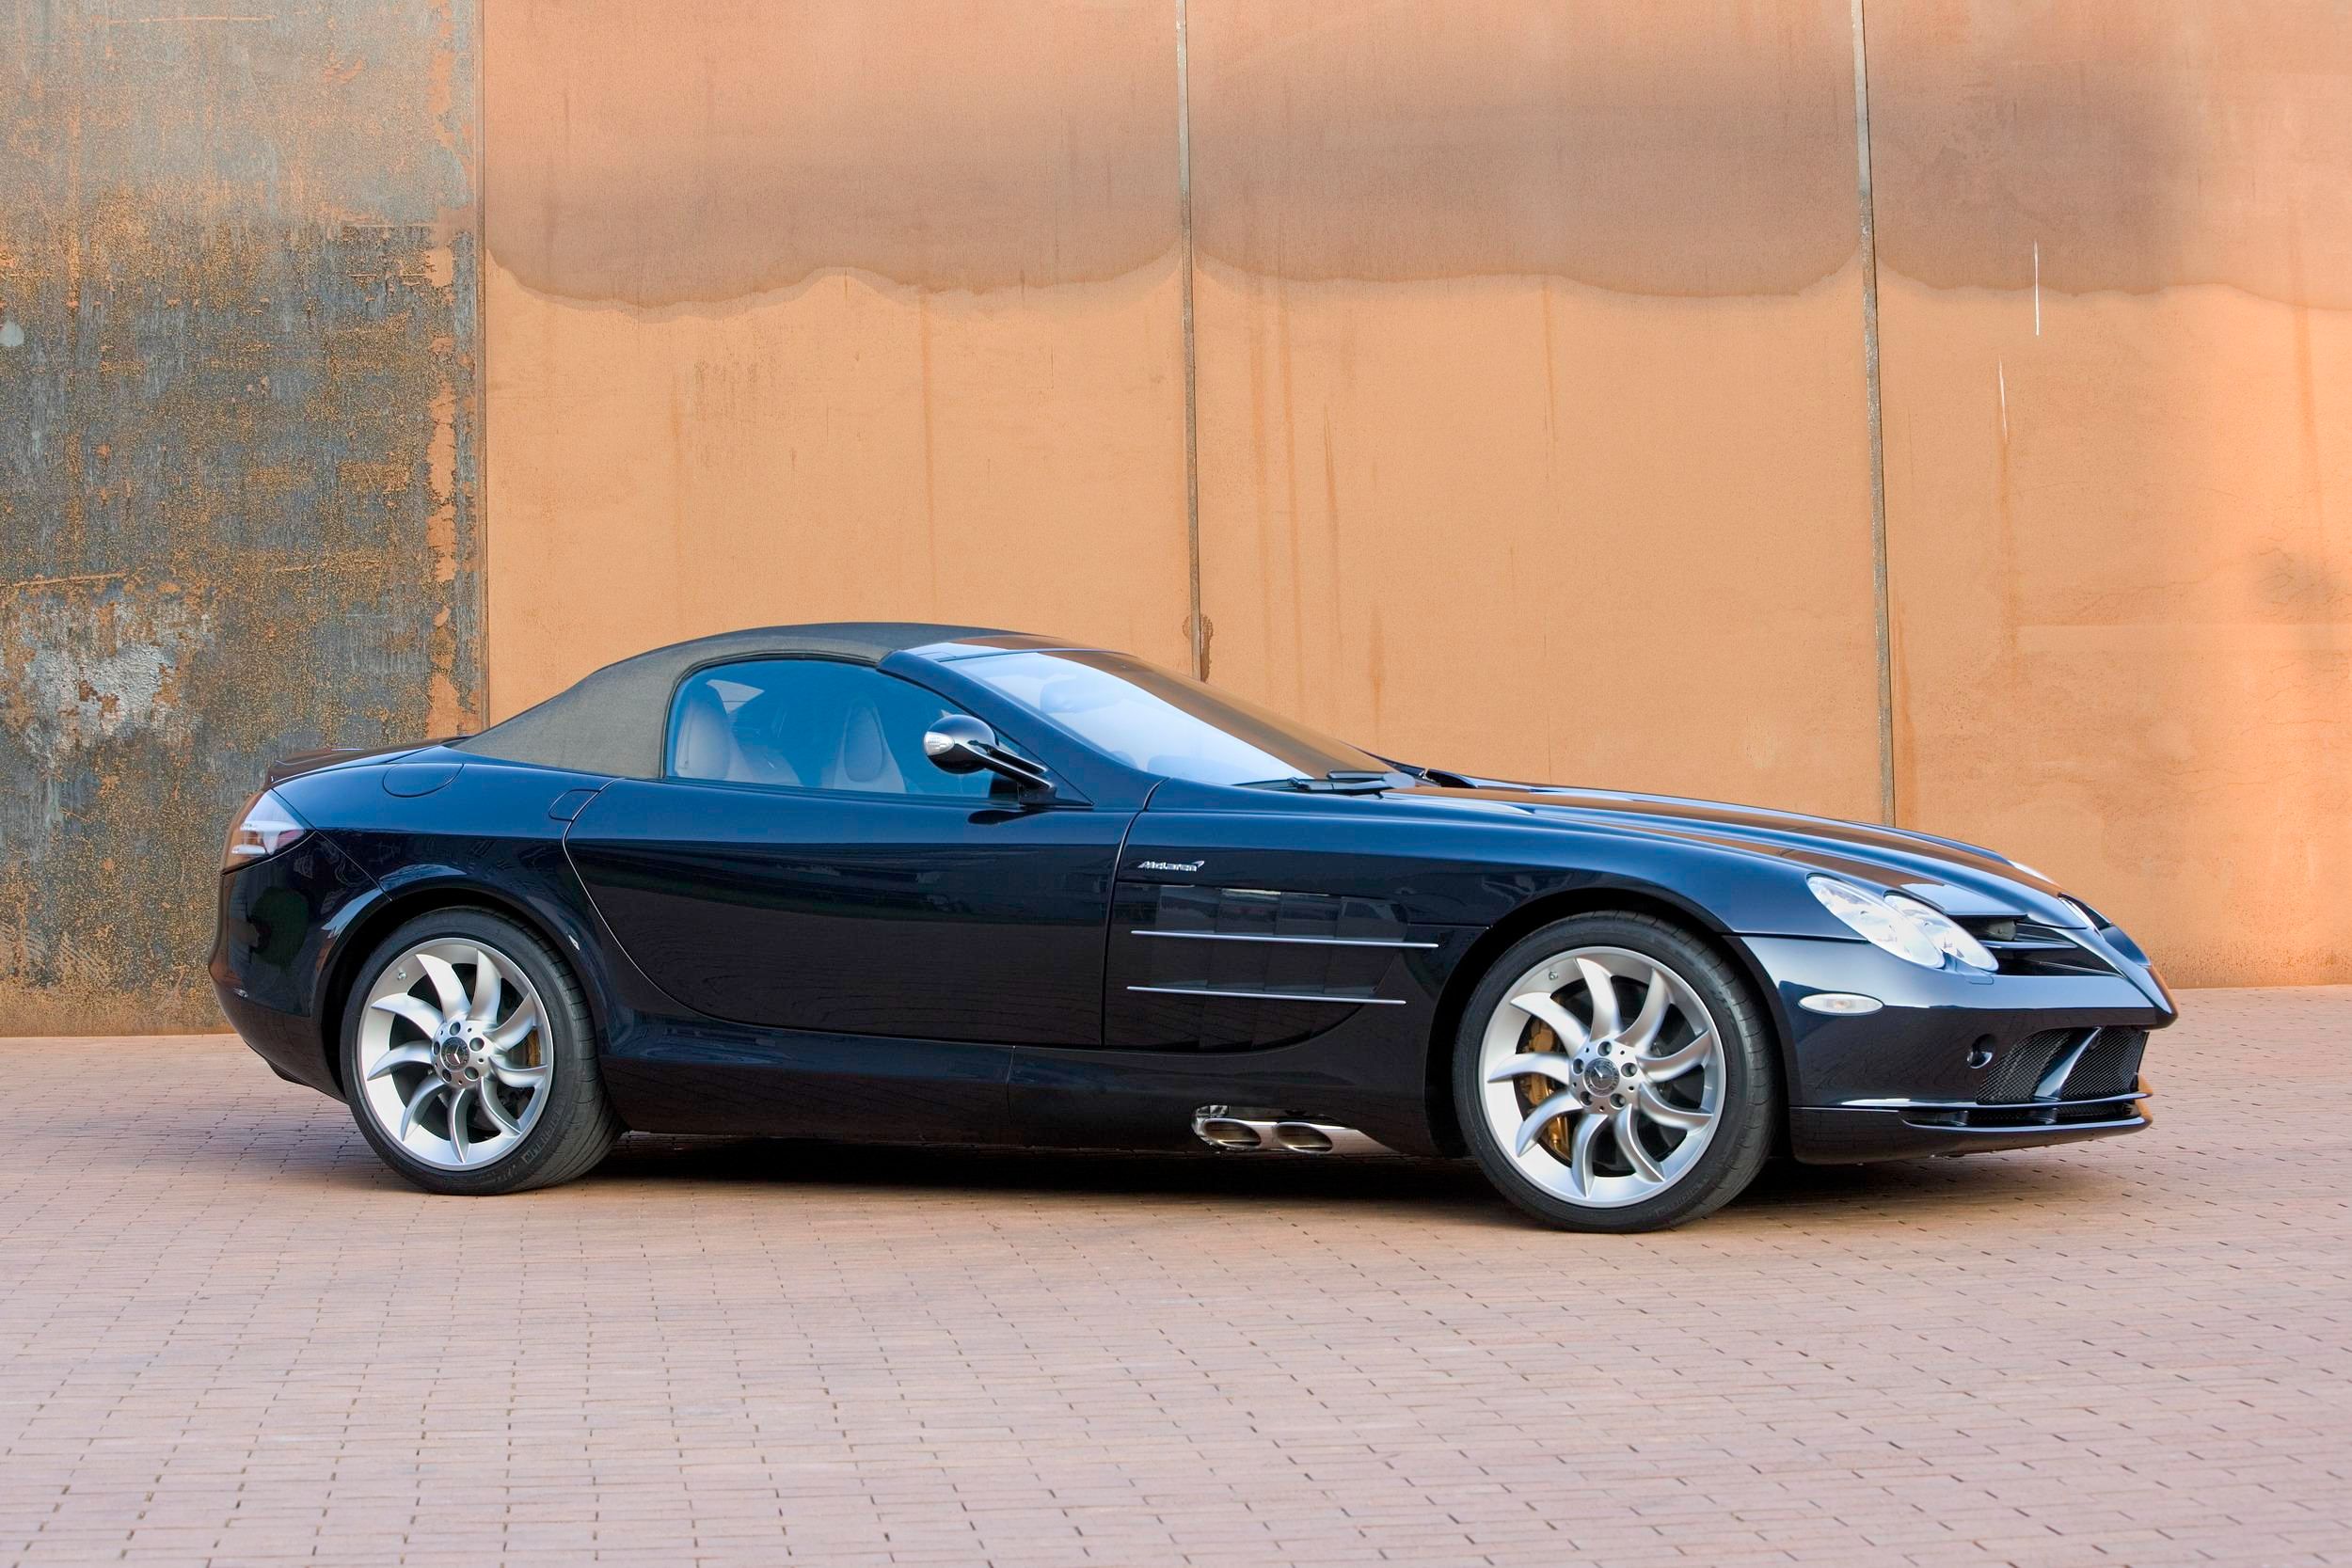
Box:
[452,621,1042,780]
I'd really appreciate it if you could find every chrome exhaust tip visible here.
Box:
[1192,1107,1393,1156]
[1194,1116,1264,1150]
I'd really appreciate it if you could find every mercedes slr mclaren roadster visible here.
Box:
[212,624,2171,1230]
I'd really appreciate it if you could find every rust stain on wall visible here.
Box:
[0,2,484,1034]
[10,0,2343,1022]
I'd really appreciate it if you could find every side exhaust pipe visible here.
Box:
[1194,1116,1264,1150]
[1191,1107,1393,1156]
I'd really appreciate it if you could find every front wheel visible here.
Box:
[1454,912,1778,1232]
[340,907,622,1195]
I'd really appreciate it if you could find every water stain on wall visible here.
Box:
[483,0,1196,717]
[1870,0,2352,985]
[1185,0,1885,820]
[10,0,2346,1034]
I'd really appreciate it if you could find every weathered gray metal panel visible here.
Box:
[0,1,481,1033]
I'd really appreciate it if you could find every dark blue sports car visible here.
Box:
[212,623,2171,1230]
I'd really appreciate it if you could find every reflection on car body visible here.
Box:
[213,623,2171,1231]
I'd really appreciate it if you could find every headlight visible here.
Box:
[1807,876,1996,973]
[1883,893,1999,971]
[223,788,308,869]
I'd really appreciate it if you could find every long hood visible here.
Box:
[1386,780,2091,927]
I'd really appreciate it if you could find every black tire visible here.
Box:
[339,907,623,1195]
[1452,911,1778,1232]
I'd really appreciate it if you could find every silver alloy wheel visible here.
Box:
[355,938,552,1171]
[1476,944,1725,1208]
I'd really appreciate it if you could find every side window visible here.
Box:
[666,659,1020,800]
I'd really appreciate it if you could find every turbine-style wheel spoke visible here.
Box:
[447,1086,475,1163]
[371,993,443,1037]
[1514,1090,1581,1156]
[1508,991,1589,1052]
[414,953,468,1022]
[1569,1110,1603,1196]
[398,1076,443,1140]
[1479,942,1728,1210]
[1578,958,1621,1040]
[364,1043,432,1082]
[489,1002,541,1050]
[358,936,557,1172]
[1622,971,1670,1053]
[1637,1083,1708,1130]
[1613,1105,1665,1183]
[491,1059,549,1091]
[476,1085,521,1135]
[1642,1029,1713,1081]
[1485,1053,1580,1089]
[466,949,502,1025]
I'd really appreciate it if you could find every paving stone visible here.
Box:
[0,988,2345,1566]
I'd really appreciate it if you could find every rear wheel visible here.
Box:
[1453,912,1777,1232]
[340,908,621,1195]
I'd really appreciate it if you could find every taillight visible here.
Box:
[223,788,308,869]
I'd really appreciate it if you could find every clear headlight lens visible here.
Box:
[1883,893,1999,972]
[1807,876,1996,972]
[223,788,307,868]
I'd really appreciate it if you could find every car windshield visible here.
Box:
[951,649,1391,787]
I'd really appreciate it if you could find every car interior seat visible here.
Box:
[824,700,907,793]
[674,684,800,785]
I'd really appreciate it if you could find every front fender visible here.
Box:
[1126,783,1856,940]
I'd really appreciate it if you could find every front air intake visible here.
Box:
[1983,1029,2083,1103]
[2060,1028,2148,1100]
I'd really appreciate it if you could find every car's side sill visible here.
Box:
[1129,929,1439,950]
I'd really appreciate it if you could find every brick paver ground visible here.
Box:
[1,987,2346,1566]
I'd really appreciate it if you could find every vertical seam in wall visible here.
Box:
[1850,0,1896,826]
[1175,0,1205,680]
[473,0,490,725]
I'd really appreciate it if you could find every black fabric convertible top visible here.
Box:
[453,622,1019,781]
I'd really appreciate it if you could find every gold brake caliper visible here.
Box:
[1513,1016,1576,1160]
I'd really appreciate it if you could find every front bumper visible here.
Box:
[1789,1085,2151,1163]
[1744,933,2171,1165]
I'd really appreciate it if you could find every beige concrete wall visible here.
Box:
[1867,1,2352,985]
[1185,0,1884,823]
[482,0,1197,713]
[482,0,2352,987]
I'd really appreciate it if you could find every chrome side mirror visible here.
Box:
[922,714,1054,798]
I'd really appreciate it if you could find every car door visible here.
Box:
[564,657,1133,1050]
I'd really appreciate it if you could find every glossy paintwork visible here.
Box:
[210,833,378,1096]
[210,641,2176,1168]
[565,779,1132,1045]
[1105,885,1454,1052]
